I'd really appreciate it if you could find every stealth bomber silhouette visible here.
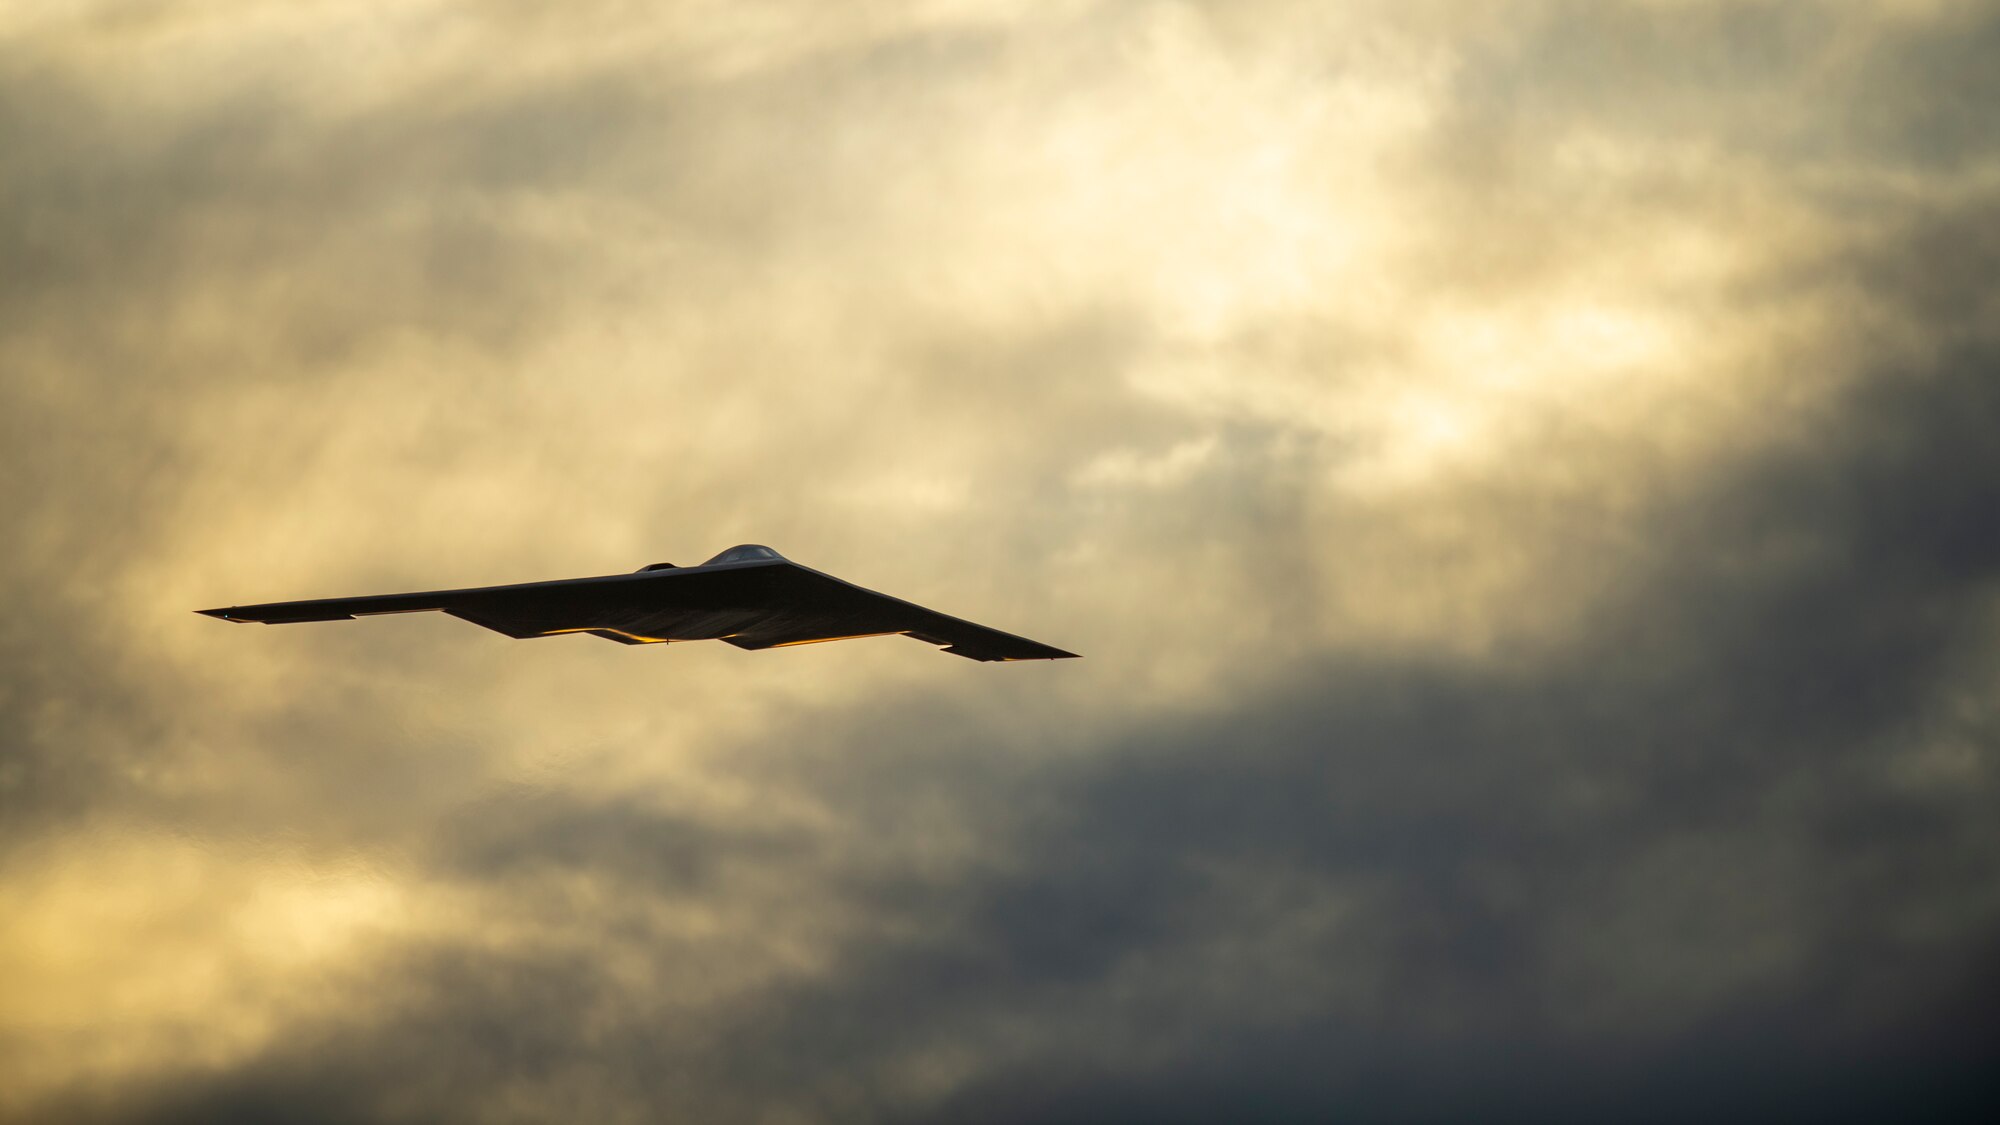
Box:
[196,545,1077,662]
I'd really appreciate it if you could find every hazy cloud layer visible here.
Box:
[4,1,1998,1122]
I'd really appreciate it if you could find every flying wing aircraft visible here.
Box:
[196,545,1078,662]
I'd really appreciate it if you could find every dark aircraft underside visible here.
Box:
[196,545,1077,662]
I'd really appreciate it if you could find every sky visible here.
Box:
[3,0,1998,1121]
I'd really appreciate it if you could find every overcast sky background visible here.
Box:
[4,1,1998,1121]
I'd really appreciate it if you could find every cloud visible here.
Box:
[49,315,2000,1122]
[5,1,1999,1121]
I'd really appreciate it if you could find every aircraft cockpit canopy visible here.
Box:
[703,544,784,566]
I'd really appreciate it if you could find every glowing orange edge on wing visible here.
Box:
[766,631,906,648]
[537,627,673,643]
